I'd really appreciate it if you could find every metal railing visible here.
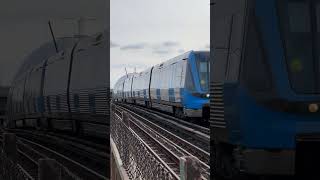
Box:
[111,107,177,180]
[111,104,205,180]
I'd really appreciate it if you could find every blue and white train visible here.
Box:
[113,51,210,119]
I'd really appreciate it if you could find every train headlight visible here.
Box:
[206,93,210,98]
[308,103,319,113]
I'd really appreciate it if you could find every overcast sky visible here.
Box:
[0,0,107,86]
[110,0,210,88]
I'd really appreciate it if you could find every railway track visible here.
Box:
[113,103,210,179]
[115,102,210,151]
[11,129,108,162]
[0,133,40,180]
[18,137,106,179]
[123,102,210,135]
[0,129,108,180]
[114,102,209,151]
[17,151,38,180]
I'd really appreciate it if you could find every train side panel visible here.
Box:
[150,54,188,114]
[123,74,134,103]
[43,49,73,131]
[10,78,26,126]
[132,68,152,106]
[24,62,46,127]
[69,35,109,137]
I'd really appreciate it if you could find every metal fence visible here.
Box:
[111,107,177,180]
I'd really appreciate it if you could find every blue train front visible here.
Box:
[211,0,320,178]
[113,51,210,119]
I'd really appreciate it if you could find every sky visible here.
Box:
[0,0,107,86]
[110,0,210,88]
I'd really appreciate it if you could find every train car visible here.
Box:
[211,0,320,178]
[7,32,109,138]
[149,51,209,118]
[123,73,135,103]
[114,50,210,119]
[132,68,153,106]
[113,75,127,102]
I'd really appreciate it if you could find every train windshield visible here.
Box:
[278,0,320,93]
[195,52,209,91]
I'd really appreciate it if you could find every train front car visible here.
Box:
[181,51,210,119]
[211,0,320,178]
[149,51,210,119]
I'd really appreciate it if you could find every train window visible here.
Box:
[195,53,210,91]
[288,2,311,33]
[185,64,196,91]
[278,0,316,93]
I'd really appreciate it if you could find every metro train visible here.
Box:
[211,0,320,179]
[113,51,210,119]
[6,31,109,138]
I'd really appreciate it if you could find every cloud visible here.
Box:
[118,41,179,52]
[178,49,185,53]
[111,41,119,48]
[153,49,171,55]
[120,43,148,50]
[162,41,179,47]
[150,41,180,55]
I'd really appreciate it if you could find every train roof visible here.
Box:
[114,73,136,86]
[152,50,209,69]
[13,31,108,83]
[153,51,193,68]
[15,38,76,78]
[114,50,209,84]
